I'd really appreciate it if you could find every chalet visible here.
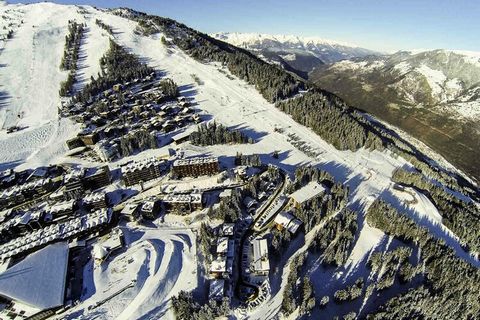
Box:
[121,158,164,187]
[162,193,203,214]
[83,192,107,211]
[66,137,85,150]
[77,128,99,146]
[120,203,140,222]
[220,223,235,237]
[171,131,191,145]
[140,199,161,220]
[209,255,233,278]
[274,211,302,234]
[44,199,77,222]
[63,170,85,200]
[83,166,111,190]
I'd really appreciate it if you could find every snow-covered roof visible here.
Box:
[220,223,234,236]
[216,237,229,254]
[0,209,112,260]
[0,242,69,310]
[163,193,202,204]
[93,243,108,260]
[121,157,163,173]
[252,238,269,272]
[274,211,303,233]
[289,181,327,205]
[173,156,218,167]
[210,256,227,273]
[83,192,105,204]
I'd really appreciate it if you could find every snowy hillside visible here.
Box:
[0,2,479,320]
[0,2,110,170]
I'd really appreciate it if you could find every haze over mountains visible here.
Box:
[211,32,378,77]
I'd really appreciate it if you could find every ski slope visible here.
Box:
[0,2,109,170]
[60,225,197,320]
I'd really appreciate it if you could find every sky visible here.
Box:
[6,0,480,52]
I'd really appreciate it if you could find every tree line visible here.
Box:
[95,19,114,35]
[190,122,253,146]
[392,167,480,252]
[59,21,85,96]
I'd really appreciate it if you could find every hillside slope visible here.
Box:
[311,50,480,182]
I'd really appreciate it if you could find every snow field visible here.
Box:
[60,225,197,320]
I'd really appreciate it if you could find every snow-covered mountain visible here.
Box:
[211,32,378,77]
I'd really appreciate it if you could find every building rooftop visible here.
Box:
[0,209,111,261]
[121,157,163,174]
[173,156,218,167]
[45,199,76,214]
[163,193,202,204]
[0,242,69,310]
[220,223,235,236]
[252,238,270,272]
[83,192,105,204]
[275,211,303,234]
[210,256,227,273]
[209,279,225,301]
[216,237,229,254]
[289,181,327,205]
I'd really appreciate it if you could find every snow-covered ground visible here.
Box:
[0,2,108,170]
[59,223,198,320]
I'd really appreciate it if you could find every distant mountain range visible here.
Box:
[311,49,480,179]
[211,32,378,78]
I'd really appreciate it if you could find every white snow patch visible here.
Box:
[415,64,446,96]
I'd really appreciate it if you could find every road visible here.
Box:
[235,168,287,302]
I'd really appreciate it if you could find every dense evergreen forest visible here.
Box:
[392,168,480,252]
[59,20,85,96]
[190,122,253,146]
[366,200,480,319]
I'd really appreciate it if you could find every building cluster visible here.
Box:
[63,74,200,162]
[209,223,236,302]
[0,208,112,261]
